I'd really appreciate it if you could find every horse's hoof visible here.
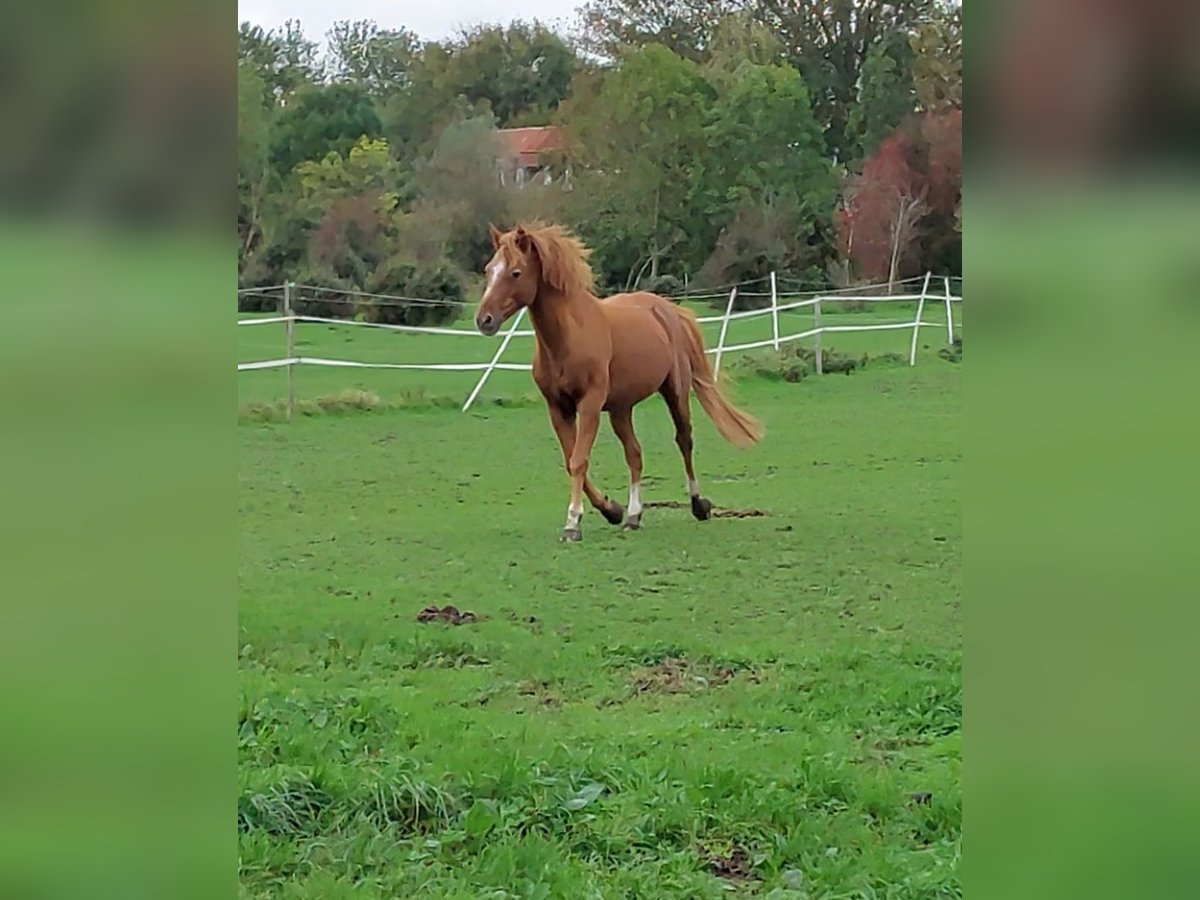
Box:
[560,527,583,542]
[600,501,625,526]
[622,514,642,531]
[691,496,713,521]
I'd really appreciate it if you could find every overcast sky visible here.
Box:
[238,0,583,45]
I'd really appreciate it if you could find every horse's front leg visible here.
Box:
[547,401,621,541]
[562,394,607,541]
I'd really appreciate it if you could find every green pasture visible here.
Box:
[238,317,962,898]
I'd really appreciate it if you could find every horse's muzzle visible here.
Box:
[476,312,501,336]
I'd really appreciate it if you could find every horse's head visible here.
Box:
[475,224,541,336]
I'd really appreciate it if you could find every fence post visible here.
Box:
[713,286,737,376]
[814,296,823,375]
[769,271,780,351]
[909,272,931,366]
[462,307,528,412]
[284,281,296,422]
[943,275,955,344]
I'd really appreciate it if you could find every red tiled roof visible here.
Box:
[496,126,566,168]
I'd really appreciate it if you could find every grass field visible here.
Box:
[238,313,961,898]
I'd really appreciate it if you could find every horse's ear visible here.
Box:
[514,227,531,253]
[488,223,503,249]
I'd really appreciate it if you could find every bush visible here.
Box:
[363,261,464,327]
[732,349,811,382]
[286,269,356,319]
[636,274,685,298]
[237,282,282,314]
[697,195,828,308]
[709,289,772,312]
[238,256,285,313]
[730,344,875,381]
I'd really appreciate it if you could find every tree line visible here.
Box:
[238,1,962,321]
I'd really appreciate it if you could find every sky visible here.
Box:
[237,0,583,45]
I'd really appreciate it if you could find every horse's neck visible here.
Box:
[529,286,596,358]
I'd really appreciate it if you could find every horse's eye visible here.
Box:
[511,270,521,279]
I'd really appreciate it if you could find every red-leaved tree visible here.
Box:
[838,109,962,288]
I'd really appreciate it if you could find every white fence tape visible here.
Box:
[238,274,961,411]
[298,357,532,372]
[237,357,532,373]
[237,316,293,327]
[294,314,535,338]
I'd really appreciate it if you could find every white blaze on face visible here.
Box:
[486,257,508,292]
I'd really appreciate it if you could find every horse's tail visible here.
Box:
[673,305,764,448]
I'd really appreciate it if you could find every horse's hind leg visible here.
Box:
[609,407,644,530]
[661,382,713,521]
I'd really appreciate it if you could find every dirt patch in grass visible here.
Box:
[631,657,743,695]
[417,605,482,625]
[643,501,771,518]
[700,842,759,883]
[517,679,562,708]
[502,610,543,633]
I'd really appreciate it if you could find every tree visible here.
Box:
[846,34,917,162]
[269,82,382,180]
[837,109,961,284]
[238,64,275,268]
[326,20,421,97]
[751,0,935,161]
[840,143,926,290]
[704,10,785,81]
[445,23,581,127]
[237,20,321,101]
[413,115,511,273]
[909,108,962,274]
[559,44,714,289]
[243,137,404,294]
[575,0,744,62]
[377,42,485,164]
[294,137,408,209]
[700,196,829,295]
[698,61,837,288]
[283,137,461,324]
[910,3,962,113]
[576,1,938,165]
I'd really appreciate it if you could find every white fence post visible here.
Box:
[284,281,295,422]
[713,286,738,376]
[909,272,932,366]
[814,296,823,375]
[462,307,528,412]
[943,275,954,344]
[769,271,780,351]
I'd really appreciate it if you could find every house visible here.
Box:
[495,126,570,188]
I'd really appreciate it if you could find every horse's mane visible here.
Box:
[501,222,595,297]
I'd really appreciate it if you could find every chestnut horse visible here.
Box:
[475,222,763,541]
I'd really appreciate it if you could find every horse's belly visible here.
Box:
[606,313,673,405]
